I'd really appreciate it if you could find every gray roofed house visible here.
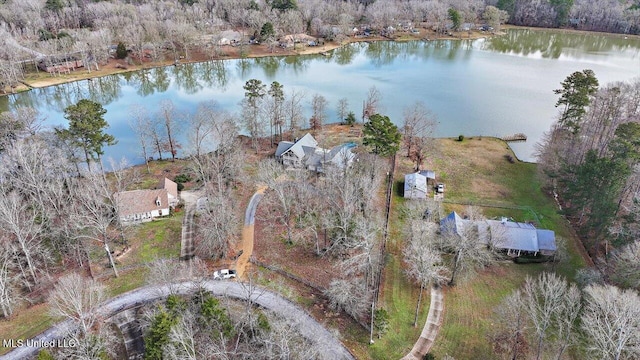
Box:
[276,134,356,172]
[440,211,557,257]
[536,229,557,255]
[404,172,428,199]
[419,170,436,180]
[276,133,318,168]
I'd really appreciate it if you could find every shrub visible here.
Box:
[457,134,464,142]
[345,111,357,126]
[174,174,192,183]
[116,42,127,59]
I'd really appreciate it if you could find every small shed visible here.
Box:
[404,172,428,199]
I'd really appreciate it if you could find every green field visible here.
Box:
[371,138,587,360]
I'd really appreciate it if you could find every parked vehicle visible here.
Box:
[437,183,445,193]
[213,269,237,280]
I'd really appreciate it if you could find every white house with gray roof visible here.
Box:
[275,133,356,172]
[441,211,556,257]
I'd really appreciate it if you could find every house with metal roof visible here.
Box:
[404,172,429,199]
[441,211,556,257]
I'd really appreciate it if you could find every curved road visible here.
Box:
[401,285,445,360]
[236,187,266,279]
[2,280,353,360]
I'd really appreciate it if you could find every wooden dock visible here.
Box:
[502,133,527,142]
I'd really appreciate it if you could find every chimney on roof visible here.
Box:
[156,196,161,206]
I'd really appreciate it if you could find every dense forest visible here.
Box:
[1,0,640,92]
[537,73,640,286]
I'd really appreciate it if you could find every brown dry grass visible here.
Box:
[432,137,514,203]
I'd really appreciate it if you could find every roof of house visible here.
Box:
[160,178,178,199]
[441,212,556,254]
[276,133,318,159]
[275,141,294,157]
[536,229,557,252]
[306,143,357,170]
[114,189,169,217]
[486,220,539,252]
[405,172,428,194]
[327,143,357,167]
[419,170,436,180]
[441,211,467,235]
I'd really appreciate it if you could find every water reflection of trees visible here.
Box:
[172,63,203,95]
[282,55,310,75]
[484,29,640,59]
[333,43,359,65]
[253,56,282,79]
[363,40,473,65]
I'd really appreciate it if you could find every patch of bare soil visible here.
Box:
[253,205,336,290]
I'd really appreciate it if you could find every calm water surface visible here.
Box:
[1,28,639,163]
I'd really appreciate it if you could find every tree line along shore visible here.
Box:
[2,0,639,94]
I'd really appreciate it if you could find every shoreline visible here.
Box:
[4,28,497,94]
[4,25,636,96]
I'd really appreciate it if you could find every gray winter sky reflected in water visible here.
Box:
[2,28,639,163]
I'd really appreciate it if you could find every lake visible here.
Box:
[1,28,639,163]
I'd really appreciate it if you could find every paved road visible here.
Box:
[1,280,353,360]
[401,285,445,360]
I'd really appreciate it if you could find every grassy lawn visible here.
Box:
[370,181,430,359]
[374,138,588,360]
[118,213,183,267]
[105,267,150,297]
[0,210,181,352]
[0,304,55,355]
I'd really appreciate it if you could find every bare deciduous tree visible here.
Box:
[188,111,242,193]
[284,88,306,134]
[403,221,448,326]
[49,272,116,360]
[521,272,580,360]
[0,246,19,318]
[363,85,382,121]
[440,207,493,285]
[490,291,529,360]
[310,93,328,130]
[325,277,370,319]
[610,239,640,290]
[197,191,238,259]
[49,272,107,334]
[72,171,122,278]
[336,97,349,123]
[128,104,153,173]
[0,189,46,290]
[581,284,640,360]
[158,99,181,161]
[256,159,304,245]
[402,101,438,170]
